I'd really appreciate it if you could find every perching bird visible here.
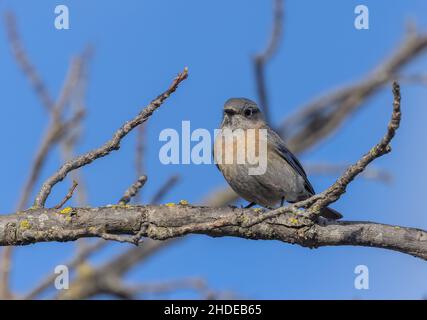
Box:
[213,98,342,220]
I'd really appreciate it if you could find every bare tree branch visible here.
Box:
[118,175,148,205]
[0,204,425,261]
[33,68,188,208]
[54,180,78,210]
[61,134,89,207]
[253,0,284,123]
[305,81,401,214]
[280,31,427,154]
[4,12,54,112]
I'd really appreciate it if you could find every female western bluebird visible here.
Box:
[213,98,342,220]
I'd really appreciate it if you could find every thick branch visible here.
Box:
[0,205,426,260]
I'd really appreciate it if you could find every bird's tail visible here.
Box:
[320,207,343,220]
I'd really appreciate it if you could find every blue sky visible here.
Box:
[0,0,427,299]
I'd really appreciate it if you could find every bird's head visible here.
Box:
[221,98,265,129]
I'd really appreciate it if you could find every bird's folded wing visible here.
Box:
[266,127,315,195]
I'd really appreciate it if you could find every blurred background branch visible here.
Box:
[253,0,284,124]
[0,12,90,299]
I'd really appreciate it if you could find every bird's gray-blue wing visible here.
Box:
[267,127,315,195]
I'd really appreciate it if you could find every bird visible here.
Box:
[213,97,342,220]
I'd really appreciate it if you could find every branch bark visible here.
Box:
[0,205,426,260]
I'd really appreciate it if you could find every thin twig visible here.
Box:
[118,175,148,205]
[34,68,189,208]
[54,180,78,209]
[306,81,401,213]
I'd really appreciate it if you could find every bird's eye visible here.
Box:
[244,108,253,117]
